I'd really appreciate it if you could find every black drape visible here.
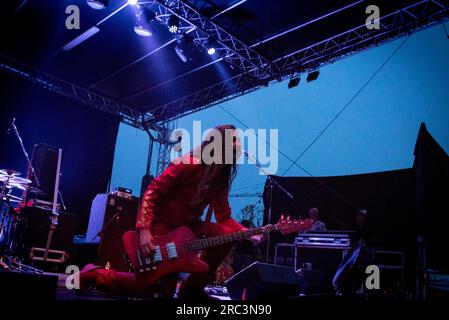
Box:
[413,123,449,270]
[0,73,120,234]
[264,123,449,270]
[263,169,417,249]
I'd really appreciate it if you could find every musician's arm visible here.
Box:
[212,191,245,231]
[136,158,199,230]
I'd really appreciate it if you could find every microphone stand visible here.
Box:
[242,150,294,263]
[10,118,67,211]
[9,118,40,188]
[7,118,41,256]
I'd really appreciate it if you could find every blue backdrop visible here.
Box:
[111,25,449,225]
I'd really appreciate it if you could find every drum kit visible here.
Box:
[0,168,44,273]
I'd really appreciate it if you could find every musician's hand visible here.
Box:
[240,227,265,245]
[251,234,265,245]
[139,229,156,257]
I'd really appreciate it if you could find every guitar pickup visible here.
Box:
[153,245,162,263]
[166,242,178,260]
[137,250,145,273]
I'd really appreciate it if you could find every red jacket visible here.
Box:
[136,156,243,232]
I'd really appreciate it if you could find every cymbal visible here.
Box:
[5,183,45,196]
[1,194,23,202]
[9,183,26,191]
[8,177,32,185]
[3,198,22,204]
[29,186,45,195]
[0,169,22,177]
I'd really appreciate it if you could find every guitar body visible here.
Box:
[122,226,209,285]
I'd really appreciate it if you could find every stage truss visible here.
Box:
[1,0,449,129]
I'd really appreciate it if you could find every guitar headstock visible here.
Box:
[276,215,313,235]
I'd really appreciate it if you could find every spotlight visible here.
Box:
[86,0,109,10]
[288,76,300,89]
[134,22,153,37]
[205,36,217,55]
[128,0,138,5]
[175,33,194,63]
[175,46,189,63]
[168,15,180,34]
[306,70,320,82]
[207,47,216,55]
[134,7,156,37]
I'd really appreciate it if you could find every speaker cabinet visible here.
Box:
[89,194,140,271]
[225,262,301,300]
[28,143,61,201]
[0,272,58,301]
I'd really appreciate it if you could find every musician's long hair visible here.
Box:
[189,124,239,206]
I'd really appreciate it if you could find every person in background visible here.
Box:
[332,208,375,295]
[308,207,327,232]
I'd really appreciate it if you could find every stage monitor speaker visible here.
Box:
[28,143,62,202]
[91,194,140,271]
[0,272,58,301]
[225,262,301,300]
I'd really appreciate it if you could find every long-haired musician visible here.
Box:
[79,124,247,299]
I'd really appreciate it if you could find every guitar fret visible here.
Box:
[186,223,290,252]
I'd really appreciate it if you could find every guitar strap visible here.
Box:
[205,204,214,223]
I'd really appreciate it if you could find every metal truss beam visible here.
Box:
[124,0,363,103]
[143,71,264,125]
[155,120,176,175]
[143,0,449,125]
[150,0,276,80]
[0,55,147,130]
[273,0,449,74]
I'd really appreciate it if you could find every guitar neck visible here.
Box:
[187,225,277,251]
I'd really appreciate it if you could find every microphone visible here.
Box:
[241,148,258,167]
[240,148,253,158]
[7,118,15,135]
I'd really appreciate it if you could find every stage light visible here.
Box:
[207,47,216,55]
[306,70,320,82]
[175,33,194,63]
[134,7,156,37]
[128,0,138,5]
[134,23,153,37]
[288,76,300,89]
[168,15,180,34]
[205,36,217,55]
[63,26,100,51]
[86,0,109,10]
[175,46,189,63]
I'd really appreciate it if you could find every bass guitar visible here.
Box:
[122,216,312,284]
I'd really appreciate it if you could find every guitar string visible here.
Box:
[144,220,307,257]
[143,226,273,258]
[137,225,278,264]
[138,222,305,263]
